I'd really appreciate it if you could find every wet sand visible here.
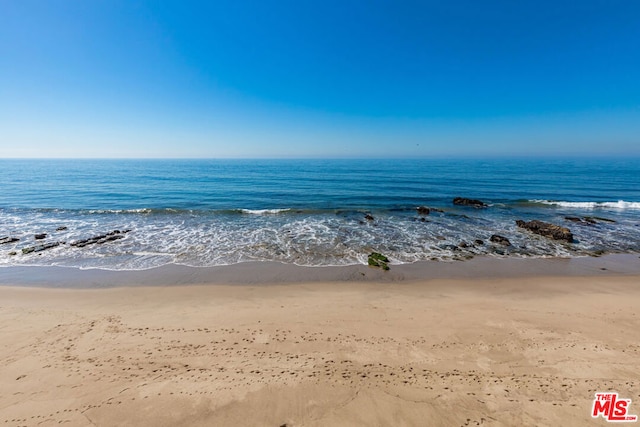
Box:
[1,257,640,426]
[2,253,640,288]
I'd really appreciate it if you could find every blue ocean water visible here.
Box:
[1,158,639,270]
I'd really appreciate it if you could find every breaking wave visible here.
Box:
[239,209,292,215]
[530,200,640,210]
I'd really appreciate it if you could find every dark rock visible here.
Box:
[420,218,427,222]
[8,251,17,256]
[34,233,47,240]
[0,237,20,245]
[474,239,485,245]
[369,252,389,263]
[71,230,130,248]
[368,252,390,270]
[516,220,574,242]
[453,197,487,208]
[436,236,446,241]
[22,242,61,254]
[564,216,582,223]
[565,216,595,226]
[416,206,431,215]
[99,234,124,244]
[364,214,375,221]
[490,235,511,246]
[458,241,469,248]
[56,226,68,231]
[584,216,616,224]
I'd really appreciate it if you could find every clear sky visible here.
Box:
[1,0,639,158]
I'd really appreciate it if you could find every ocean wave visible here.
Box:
[239,208,292,215]
[4,207,307,216]
[2,211,639,270]
[86,208,154,214]
[530,200,640,209]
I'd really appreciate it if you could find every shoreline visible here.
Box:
[1,253,640,288]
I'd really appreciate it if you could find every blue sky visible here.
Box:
[1,0,639,158]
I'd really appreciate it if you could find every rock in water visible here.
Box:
[71,230,131,248]
[490,235,511,246]
[364,214,375,221]
[368,252,390,271]
[585,216,616,224]
[34,233,47,240]
[516,220,574,242]
[453,197,487,208]
[565,216,596,226]
[416,206,431,215]
[0,237,20,245]
[22,242,62,254]
[564,216,583,223]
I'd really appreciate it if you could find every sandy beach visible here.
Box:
[1,257,640,426]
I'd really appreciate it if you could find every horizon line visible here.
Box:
[1,154,639,161]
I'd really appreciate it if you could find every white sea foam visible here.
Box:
[240,208,291,215]
[2,204,640,270]
[86,208,153,214]
[532,200,640,209]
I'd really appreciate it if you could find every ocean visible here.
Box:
[1,158,639,270]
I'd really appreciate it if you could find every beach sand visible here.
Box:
[1,258,640,426]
